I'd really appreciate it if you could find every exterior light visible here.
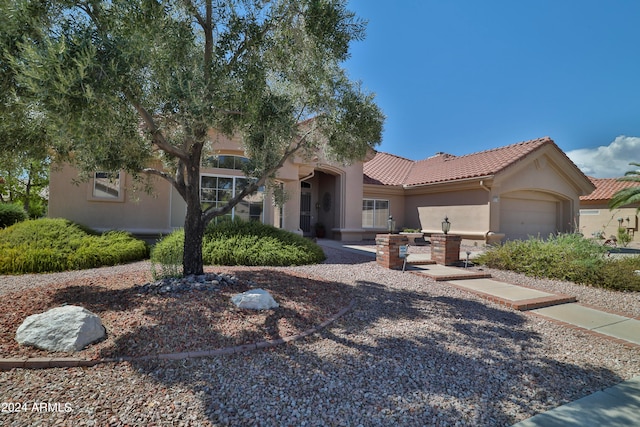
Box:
[387,215,395,233]
[441,216,451,234]
[618,217,624,227]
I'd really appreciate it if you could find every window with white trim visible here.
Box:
[201,175,264,222]
[91,171,123,201]
[362,199,389,228]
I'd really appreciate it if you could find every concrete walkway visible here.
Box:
[511,375,640,427]
[317,240,640,427]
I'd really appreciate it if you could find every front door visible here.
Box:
[300,184,312,236]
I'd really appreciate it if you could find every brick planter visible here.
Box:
[376,234,409,269]
[431,234,461,266]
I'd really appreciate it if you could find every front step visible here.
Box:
[405,263,492,281]
[403,263,577,311]
[445,277,577,311]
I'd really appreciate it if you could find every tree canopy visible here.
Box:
[2,0,384,274]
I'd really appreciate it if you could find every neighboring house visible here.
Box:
[579,178,640,242]
[48,134,596,244]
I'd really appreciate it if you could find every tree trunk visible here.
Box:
[182,142,206,276]
[183,203,205,276]
[23,169,33,215]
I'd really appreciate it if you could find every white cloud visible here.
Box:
[566,136,640,178]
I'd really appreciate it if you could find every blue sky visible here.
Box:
[344,1,640,178]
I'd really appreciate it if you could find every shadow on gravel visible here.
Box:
[319,250,375,265]
[124,272,626,427]
[40,269,353,360]
[51,285,142,313]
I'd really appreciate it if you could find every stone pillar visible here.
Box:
[431,234,462,266]
[376,234,409,269]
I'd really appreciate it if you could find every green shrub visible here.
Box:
[150,230,184,279]
[151,219,326,277]
[0,203,28,228]
[598,257,640,291]
[476,234,640,291]
[617,227,632,248]
[0,218,148,274]
[202,219,325,266]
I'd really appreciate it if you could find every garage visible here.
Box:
[500,196,558,241]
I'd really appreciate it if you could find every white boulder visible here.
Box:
[231,289,279,310]
[16,305,105,352]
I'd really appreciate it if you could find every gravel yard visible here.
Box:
[1,246,639,426]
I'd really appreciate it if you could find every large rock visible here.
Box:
[16,305,105,352]
[231,289,279,310]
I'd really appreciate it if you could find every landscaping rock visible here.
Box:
[135,273,250,295]
[231,289,279,310]
[16,305,105,352]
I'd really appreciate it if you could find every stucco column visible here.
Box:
[431,234,462,266]
[282,180,301,233]
[376,234,409,269]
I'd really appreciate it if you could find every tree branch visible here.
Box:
[142,165,188,201]
[224,15,275,73]
[181,0,206,29]
[129,98,188,161]
[141,167,175,185]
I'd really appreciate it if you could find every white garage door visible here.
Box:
[500,197,558,241]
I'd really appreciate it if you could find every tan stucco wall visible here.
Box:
[415,203,491,239]
[340,162,367,239]
[406,188,490,236]
[362,185,404,238]
[49,163,173,234]
[579,202,638,242]
[493,150,583,236]
[489,150,589,240]
[362,184,496,241]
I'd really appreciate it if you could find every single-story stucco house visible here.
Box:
[362,136,596,242]
[579,177,639,243]
[48,134,599,244]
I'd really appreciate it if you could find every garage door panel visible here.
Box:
[500,198,557,240]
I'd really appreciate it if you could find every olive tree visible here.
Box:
[4,0,384,274]
[0,0,51,216]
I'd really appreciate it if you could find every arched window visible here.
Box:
[201,155,250,170]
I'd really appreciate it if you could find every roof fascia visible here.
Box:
[497,143,595,195]
[402,175,495,191]
[363,183,406,196]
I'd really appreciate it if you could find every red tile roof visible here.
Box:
[362,152,414,185]
[581,177,640,201]
[364,137,564,187]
